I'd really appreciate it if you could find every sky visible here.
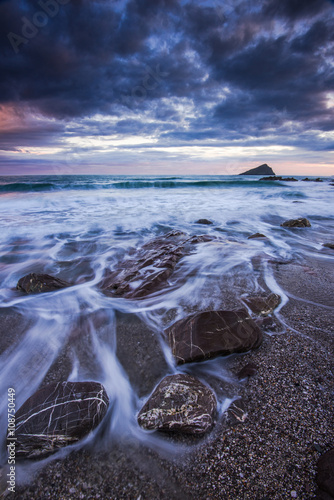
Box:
[0,0,334,176]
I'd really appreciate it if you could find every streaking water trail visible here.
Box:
[0,174,333,469]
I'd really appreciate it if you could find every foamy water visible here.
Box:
[0,174,333,467]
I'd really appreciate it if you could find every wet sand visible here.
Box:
[1,253,333,499]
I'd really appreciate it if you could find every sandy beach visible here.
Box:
[1,249,332,500]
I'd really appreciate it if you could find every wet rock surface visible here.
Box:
[137,374,217,435]
[281,218,311,227]
[195,219,213,225]
[243,292,281,316]
[13,381,109,459]
[165,309,263,365]
[323,243,334,250]
[236,362,258,380]
[248,233,267,239]
[100,231,188,298]
[316,449,334,499]
[17,273,70,293]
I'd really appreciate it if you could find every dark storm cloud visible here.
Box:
[0,0,334,161]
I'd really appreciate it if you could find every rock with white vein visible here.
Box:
[137,374,217,435]
[12,381,109,459]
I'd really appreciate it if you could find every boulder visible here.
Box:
[316,448,334,499]
[12,381,109,459]
[100,231,187,298]
[248,233,267,239]
[195,219,213,225]
[243,293,281,316]
[281,218,311,228]
[17,273,70,293]
[323,243,334,250]
[137,374,216,435]
[165,309,263,365]
[239,164,275,176]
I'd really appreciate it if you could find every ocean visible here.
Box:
[0,174,333,466]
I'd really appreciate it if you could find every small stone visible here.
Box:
[248,233,267,239]
[237,362,258,380]
[291,491,297,498]
[244,293,281,316]
[195,219,213,225]
[138,374,217,435]
[281,218,311,228]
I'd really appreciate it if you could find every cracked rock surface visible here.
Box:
[13,381,109,459]
[137,374,217,435]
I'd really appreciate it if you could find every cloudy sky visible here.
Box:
[1,0,334,176]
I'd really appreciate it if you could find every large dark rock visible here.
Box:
[323,243,334,250]
[281,218,311,228]
[137,374,216,435]
[165,309,263,365]
[17,273,70,293]
[316,449,334,499]
[243,293,281,316]
[12,381,109,459]
[100,231,188,298]
[239,164,275,176]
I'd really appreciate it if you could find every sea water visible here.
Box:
[0,174,333,467]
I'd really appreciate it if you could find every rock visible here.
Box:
[316,448,334,498]
[17,273,70,293]
[243,293,281,316]
[137,374,216,435]
[195,219,213,225]
[165,309,263,365]
[315,178,323,182]
[248,233,267,239]
[226,398,248,425]
[259,176,298,181]
[281,218,311,228]
[239,164,275,176]
[323,243,334,250]
[100,231,188,298]
[302,178,312,181]
[237,362,258,380]
[12,381,109,459]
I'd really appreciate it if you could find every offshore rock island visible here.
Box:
[239,163,275,175]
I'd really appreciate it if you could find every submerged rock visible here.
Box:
[243,293,281,316]
[281,218,311,228]
[195,219,213,225]
[13,381,109,459]
[165,309,263,365]
[259,176,298,181]
[316,448,334,499]
[100,231,187,298]
[248,233,267,239]
[17,273,70,293]
[239,164,275,176]
[137,374,216,435]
